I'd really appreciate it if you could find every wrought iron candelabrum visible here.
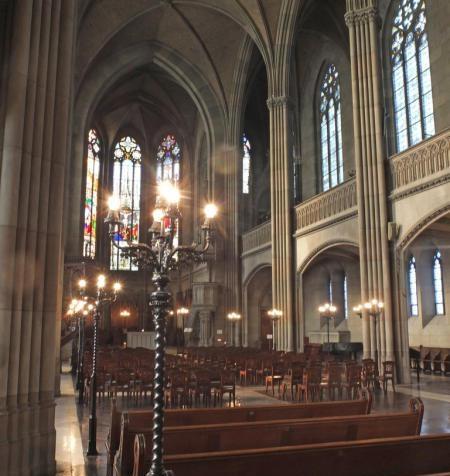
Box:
[105,182,217,476]
[84,275,121,456]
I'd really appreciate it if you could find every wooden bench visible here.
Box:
[156,434,450,476]
[132,398,423,476]
[108,391,372,476]
[107,391,371,475]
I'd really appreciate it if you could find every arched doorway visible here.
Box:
[243,266,272,349]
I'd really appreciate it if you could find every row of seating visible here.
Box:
[105,394,450,476]
[410,346,450,375]
[106,392,373,476]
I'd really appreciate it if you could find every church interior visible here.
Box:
[1,0,450,475]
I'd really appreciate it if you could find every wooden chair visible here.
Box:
[298,366,322,402]
[165,373,188,408]
[362,360,378,389]
[281,364,304,401]
[342,364,362,400]
[111,369,133,400]
[190,371,212,407]
[379,361,396,393]
[218,371,236,406]
[320,363,342,400]
[239,359,257,386]
[265,363,285,396]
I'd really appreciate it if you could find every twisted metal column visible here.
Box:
[148,272,170,476]
[87,310,99,456]
[77,316,86,404]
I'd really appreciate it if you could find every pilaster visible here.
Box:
[267,95,295,351]
[346,0,394,362]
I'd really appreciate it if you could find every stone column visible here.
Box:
[267,96,295,351]
[0,0,76,474]
[199,310,212,347]
[345,0,394,362]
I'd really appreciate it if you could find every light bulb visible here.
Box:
[204,203,218,219]
[78,279,87,289]
[108,195,121,211]
[159,181,180,205]
[113,282,122,292]
[152,208,164,222]
[97,274,106,289]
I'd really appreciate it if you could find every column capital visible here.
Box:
[266,95,292,110]
[345,0,379,27]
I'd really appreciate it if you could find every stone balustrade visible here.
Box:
[295,179,357,230]
[242,220,271,254]
[390,128,450,190]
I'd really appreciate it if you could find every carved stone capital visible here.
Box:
[345,5,379,27]
[266,96,292,110]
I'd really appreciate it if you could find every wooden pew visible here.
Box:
[131,399,423,476]
[157,434,450,476]
[107,390,371,475]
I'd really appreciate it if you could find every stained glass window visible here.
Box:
[391,0,435,153]
[343,275,349,319]
[320,64,343,192]
[242,134,251,194]
[110,136,142,271]
[83,129,101,259]
[433,250,444,315]
[157,134,181,248]
[157,134,180,183]
[328,278,333,304]
[408,256,418,316]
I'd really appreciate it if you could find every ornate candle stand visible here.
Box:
[105,182,217,476]
[83,275,121,456]
[318,303,337,346]
[267,308,282,352]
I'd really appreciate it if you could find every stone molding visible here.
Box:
[295,179,357,230]
[266,96,292,109]
[390,129,450,192]
[242,220,271,254]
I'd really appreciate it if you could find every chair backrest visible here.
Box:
[382,361,395,376]
[304,366,321,385]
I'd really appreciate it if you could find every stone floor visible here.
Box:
[55,370,450,476]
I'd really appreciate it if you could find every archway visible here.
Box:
[243,266,272,349]
[297,243,361,349]
[395,210,450,382]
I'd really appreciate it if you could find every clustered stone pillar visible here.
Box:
[0,0,76,474]
[267,96,294,351]
[199,310,212,347]
[345,0,394,362]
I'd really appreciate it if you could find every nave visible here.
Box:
[54,352,450,476]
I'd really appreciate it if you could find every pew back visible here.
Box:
[108,393,372,475]
[161,434,450,476]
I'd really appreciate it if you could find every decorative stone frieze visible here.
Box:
[295,179,357,230]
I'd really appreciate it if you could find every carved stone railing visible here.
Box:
[242,220,271,254]
[390,128,450,190]
[295,179,357,231]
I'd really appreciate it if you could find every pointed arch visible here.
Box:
[110,135,142,271]
[391,0,435,152]
[319,63,343,191]
[432,250,444,315]
[83,128,101,258]
[407,255,418,316]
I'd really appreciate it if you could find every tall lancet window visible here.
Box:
[391,0,435,153]
[343,274,349,319]
[157,134,181,247]
[156,134,180,183]
[433,250,444,315]
[242,133,251,194]
[110,136,142,271]
[320,64,344,192]
[83,129,101,259]
[408,256,418,316]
